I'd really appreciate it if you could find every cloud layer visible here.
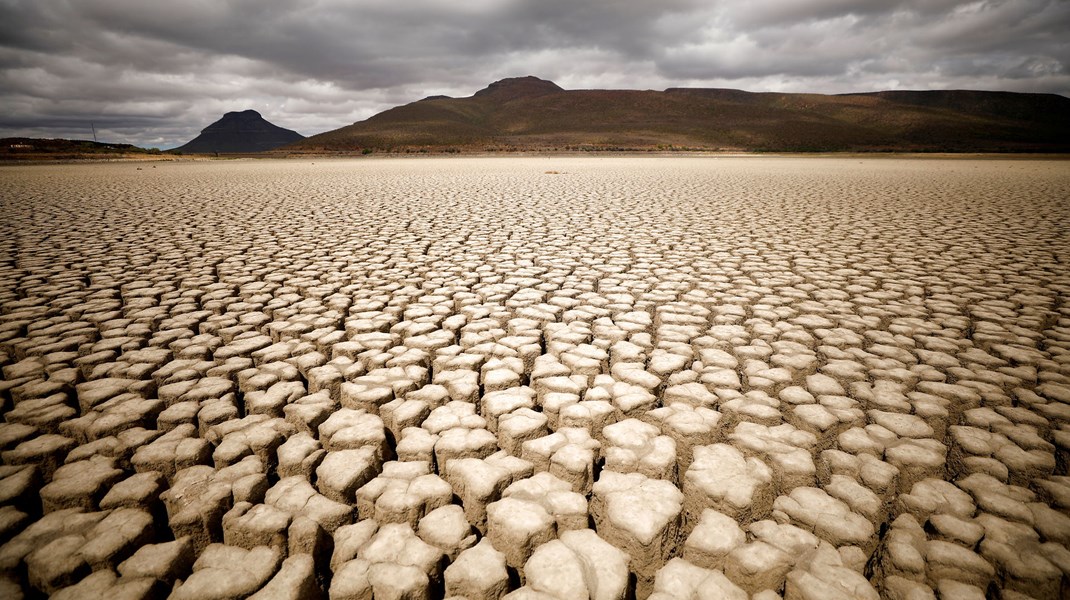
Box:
[2,0,1067,148]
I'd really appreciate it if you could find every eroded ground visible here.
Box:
[1,156,1069,599]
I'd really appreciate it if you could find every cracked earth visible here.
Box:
[1,156,1069,599]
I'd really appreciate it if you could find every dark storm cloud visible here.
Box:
[1,0,1066,148]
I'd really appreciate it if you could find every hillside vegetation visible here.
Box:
[288,76,1070,153]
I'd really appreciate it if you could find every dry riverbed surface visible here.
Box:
[0,156,1069,599]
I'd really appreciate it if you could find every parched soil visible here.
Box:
[0,156,1069,599]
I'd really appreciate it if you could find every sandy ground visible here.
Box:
[0,156,1069,599]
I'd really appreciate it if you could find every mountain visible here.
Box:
[173,110,305,153]
[288,76,1070,153]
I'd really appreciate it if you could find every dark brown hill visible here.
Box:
[174,110,305,154]
[289,77,1070,153]
[1,137,162,160]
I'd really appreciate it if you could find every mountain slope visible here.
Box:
[174,110,305,153]
[289,76,1070,153]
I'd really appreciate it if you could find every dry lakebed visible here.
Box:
[0,156,1069,599]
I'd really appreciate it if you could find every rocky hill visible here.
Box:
[288,76,1070,153]
[174,110,305,154]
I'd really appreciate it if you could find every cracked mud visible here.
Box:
[1,156,1069,599]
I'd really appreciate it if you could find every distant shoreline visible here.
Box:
[4,151,1070,166]
[8,149,1070,165]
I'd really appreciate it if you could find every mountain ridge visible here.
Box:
[286,76,1070,153]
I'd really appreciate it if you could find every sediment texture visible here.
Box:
[0,156,1069,599]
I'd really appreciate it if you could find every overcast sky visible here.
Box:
[2,0,1067,149]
